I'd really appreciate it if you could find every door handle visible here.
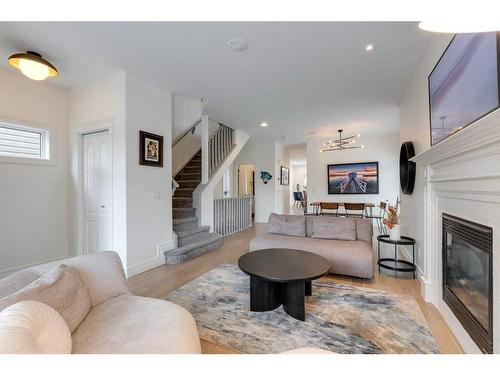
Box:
[101,205,105,208]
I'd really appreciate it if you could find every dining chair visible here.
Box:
[364,201,387,234]
[343,203,365,218]
[293,192,301,207]
[320,202,339,216]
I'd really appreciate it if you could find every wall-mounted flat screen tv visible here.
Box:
[429,32,500,146]
[327,162,379,195]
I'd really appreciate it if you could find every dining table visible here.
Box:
[309,201,376,216]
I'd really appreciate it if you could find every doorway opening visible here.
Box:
[238,163,255,218]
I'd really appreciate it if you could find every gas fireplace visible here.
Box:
[442,213,493,353]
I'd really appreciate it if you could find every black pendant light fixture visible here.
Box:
[8,51,58,81]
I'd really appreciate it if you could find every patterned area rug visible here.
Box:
[165,264,439,354]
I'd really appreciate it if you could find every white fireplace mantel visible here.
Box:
[410,110,500,353]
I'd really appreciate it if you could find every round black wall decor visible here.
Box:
[399,141,416,195]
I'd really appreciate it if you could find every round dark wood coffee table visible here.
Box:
[238,249,331,321]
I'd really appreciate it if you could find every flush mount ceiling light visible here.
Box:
[320,129,363,152]
[8,51,58,81]
[365,44,374,51]
[228,37,249,51]
[418,20,500,33]
[260,122,268,127]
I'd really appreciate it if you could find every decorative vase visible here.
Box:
[389,224,401,242]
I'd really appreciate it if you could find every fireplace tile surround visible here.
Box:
[411,109,500,354]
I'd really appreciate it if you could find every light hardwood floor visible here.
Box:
[127,223,463,354]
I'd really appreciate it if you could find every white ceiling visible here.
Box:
[0,22,433,144]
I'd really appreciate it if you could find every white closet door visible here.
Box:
[83,130,112,254]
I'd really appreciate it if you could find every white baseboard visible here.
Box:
[399,245,434,303]
[127,236,177,278]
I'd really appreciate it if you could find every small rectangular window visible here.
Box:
[0,122,49,160]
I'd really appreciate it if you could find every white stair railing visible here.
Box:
[213,196,253,236]
[208,124,234,178]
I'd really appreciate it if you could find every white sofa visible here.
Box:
[0,251,201,354]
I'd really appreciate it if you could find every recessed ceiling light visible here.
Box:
[365,44,374,51]
[228,37,249,52]
[260,122,268,128]
[8,51,58,81]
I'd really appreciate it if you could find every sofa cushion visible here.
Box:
[71,295,201,354]
[0,300,72,354]
[309,216,357,241]
[267,213,306,237]
[0,265,91,332]
[0,269,43,298]
[249,233,374,279]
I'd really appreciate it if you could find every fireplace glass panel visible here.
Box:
[445,233,490,330]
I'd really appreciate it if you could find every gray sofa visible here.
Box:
[249,214,374,279]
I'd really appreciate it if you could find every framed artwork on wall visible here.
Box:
[139,130,163,167]
[327,162,379,194]
[280,166,289,185]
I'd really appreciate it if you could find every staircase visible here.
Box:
[166,150,223,264]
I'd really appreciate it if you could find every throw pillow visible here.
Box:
[0,300,72,354]
[0,264,91,332]
[0,268,43,298]
[310,217,357,241]
[267,213,306,237]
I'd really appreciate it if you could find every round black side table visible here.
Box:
[377,235,416,279]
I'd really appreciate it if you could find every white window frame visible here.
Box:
[0,117,56,166]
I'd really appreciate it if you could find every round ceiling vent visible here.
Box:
[228,37,249,51]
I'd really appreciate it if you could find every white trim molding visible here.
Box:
[411,109,500,353]
[127,236,176,277]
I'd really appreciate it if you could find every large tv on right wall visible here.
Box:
[429,32,500,146]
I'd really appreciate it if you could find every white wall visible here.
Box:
[399,34,453,273]
[307,133,400,207]
[69,71,175,276]
[172,95,202,140]
[288,143,307,164]
[68,71,128,271]
[171,95,203,176]
[0,68,69,276]
[125,74,174,276]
